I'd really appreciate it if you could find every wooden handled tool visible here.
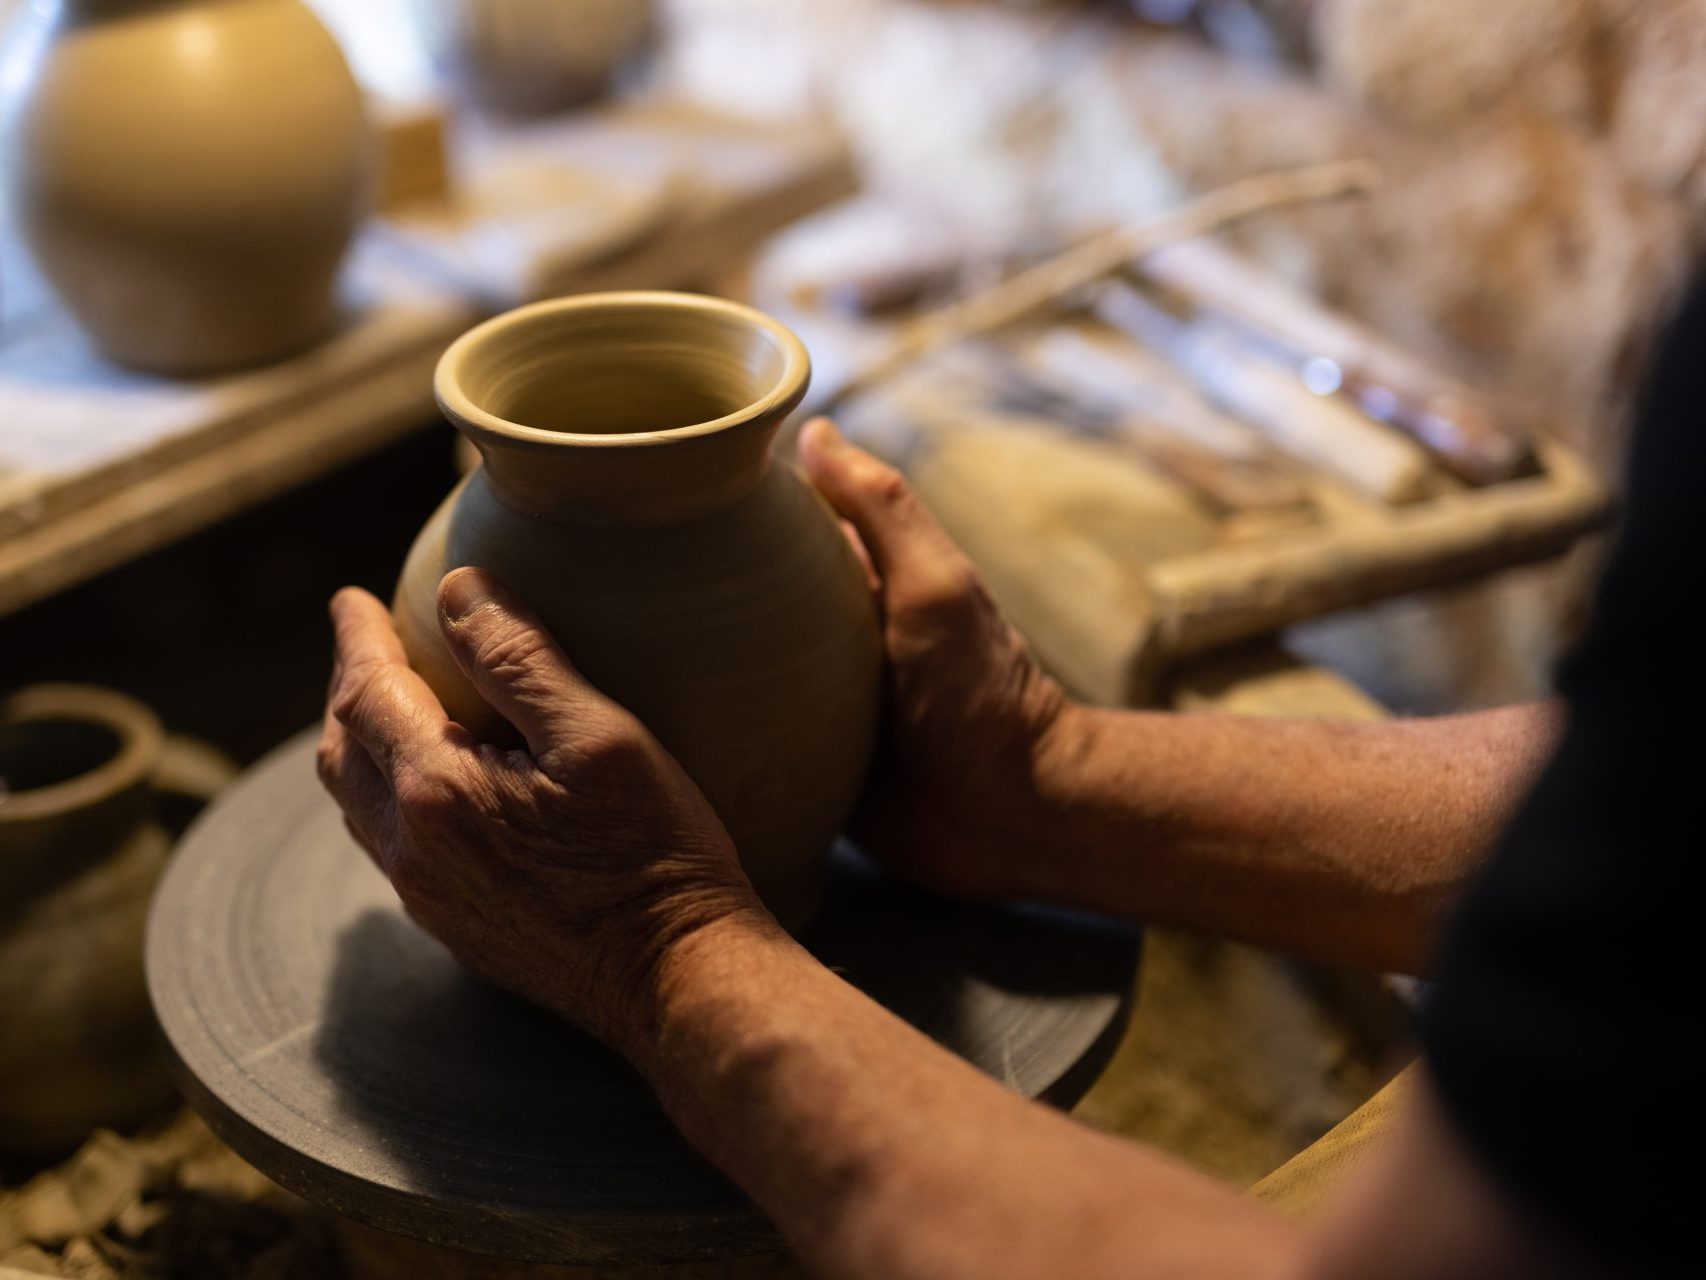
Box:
[1135,238,1529,483]
[812,159,1382,418]
[1003,325,1312,515]
[1097,282,1440,505]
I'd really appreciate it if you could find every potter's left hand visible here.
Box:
[316,570,771,1050]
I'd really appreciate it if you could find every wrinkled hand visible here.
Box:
[798,419,1078,901]
[316,569,767,1050]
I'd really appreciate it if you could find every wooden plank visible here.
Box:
[558,106,857,298]
[0,245,472,542]
[379,100,857,305]
[1145,442,1604,658]
[0,243,474,616]
[862,386,1605,706]
[0,344,445,616]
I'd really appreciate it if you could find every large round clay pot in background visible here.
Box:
[0,0,374,375]
[0,684,233,1165]
[412,0,653,118]
[394,292,881,929]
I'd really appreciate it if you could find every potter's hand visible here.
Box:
[316,570,769,1049]
[798,418,1077,900]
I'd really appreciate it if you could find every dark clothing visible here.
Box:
[1423,285,1701,1274]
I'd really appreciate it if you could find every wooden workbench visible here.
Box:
[0,101,855,618]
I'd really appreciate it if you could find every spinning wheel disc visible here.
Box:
[147,731,1138,1265]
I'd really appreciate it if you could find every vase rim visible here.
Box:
[0,684,163,827]
[435,290,811,451]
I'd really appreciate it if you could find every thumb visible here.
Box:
[797,417,970,601]
[436,568,607,762]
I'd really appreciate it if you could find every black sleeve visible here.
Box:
[1421,283,1702,1275]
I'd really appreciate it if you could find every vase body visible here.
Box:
[412,0,653,118]
[0,0,374,375]
[394,292,881,929]
[0,685,178,1160]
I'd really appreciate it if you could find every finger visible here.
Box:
[328,587,455,779]
[797,418,971,604]
[316,713,398,867]
[330,586,410,665]
[436,567,620,765]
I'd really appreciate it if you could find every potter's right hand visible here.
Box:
[316,571,774,1052]
[798,419,1082,900]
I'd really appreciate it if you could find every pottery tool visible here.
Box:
[1000,324,1313,516]
[1135,238,1529,483]
[147,733,1137,1266]
[1206,315,1524,488]
[813,158,1381,418]
[981,361,1299,518]
[1096,280,1440,505]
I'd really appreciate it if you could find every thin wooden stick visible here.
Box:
[816,158,1381,416]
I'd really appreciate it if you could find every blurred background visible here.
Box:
[1,2,1696,1276]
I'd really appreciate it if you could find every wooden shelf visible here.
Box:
[0,100,855,617]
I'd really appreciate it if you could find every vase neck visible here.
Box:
[435,292,812,528]
[473,413,782,528]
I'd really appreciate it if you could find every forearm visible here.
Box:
[1011,702,1561,974]
[622,912,1303,1280]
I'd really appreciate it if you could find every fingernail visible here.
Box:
[440,568,492,622]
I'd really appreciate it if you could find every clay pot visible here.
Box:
[394,292,881,929]
[412,0,653,118]
[0,0,374,375]
[0,685,231,1162]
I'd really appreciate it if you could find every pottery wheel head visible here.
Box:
[147,731,1137,1266]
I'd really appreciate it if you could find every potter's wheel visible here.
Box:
[147,731,1138,1266]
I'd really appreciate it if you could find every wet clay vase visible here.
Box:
[412,0,653,118]
[394,292,882,929]
[0,0,373,375]
[0,684,231,1162]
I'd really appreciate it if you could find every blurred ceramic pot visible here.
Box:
[0,0,374,375]
[413,0,653,118]
[393,292,881,929]
[0,685,232,1161]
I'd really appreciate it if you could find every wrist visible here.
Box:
[1001,698,1099,874]
[1030,697,1095,793]
[603,892,790,1067]
[999,701,1137,903]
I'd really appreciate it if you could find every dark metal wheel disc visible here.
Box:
[147,731,1138,1266]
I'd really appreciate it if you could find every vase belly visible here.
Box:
[395,463,882,929]
[0,0,372,375]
